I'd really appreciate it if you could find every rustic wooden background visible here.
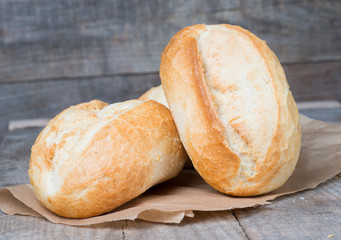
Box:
[0,0,340,142]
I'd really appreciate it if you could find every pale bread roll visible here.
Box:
[139,85,168,108]
[139,86,194,168]
[29,99,186,218]
[160,24,301,196]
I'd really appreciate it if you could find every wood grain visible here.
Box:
[0,128,41,188]
[233,175,341,240]
[284,61,341,102]
[0,73,160,144]
[0,0,340,82]
[0,213,248,240]
[124,211,248,240]
[300,107,341,123]
[0,216,125,240]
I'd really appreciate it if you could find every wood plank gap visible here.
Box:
[121,223,125,240]
[231,210,250,240]
[150,0,333,22]
[282,59,341,66]
[0,71,160,85]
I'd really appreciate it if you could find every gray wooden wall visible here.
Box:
[0,0,340,141]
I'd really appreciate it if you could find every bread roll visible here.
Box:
[139,85,168,108]
[139,86,194,168]
[160,24,301,196]
[29,99,186,218]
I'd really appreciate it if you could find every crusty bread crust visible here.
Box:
[139,86,195,168]
[139,85,169,108]
[29,99,186,218]
[160,24,301,196]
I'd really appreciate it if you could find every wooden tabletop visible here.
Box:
[0,108,340,240]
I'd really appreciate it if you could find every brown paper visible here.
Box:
[1,114,340,225]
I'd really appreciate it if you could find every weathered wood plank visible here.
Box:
[0,216,125,240]
[124,211,248,240]
[300,107,341,123]
[233,174,341,240]
[0,0,340,82]
[0,127,247,239]
[0,212,248,240]
[284,61,341,102]
[0,128,41,188]
[0,73,160,143]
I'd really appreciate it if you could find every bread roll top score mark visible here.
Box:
[160,24,301,196]
[198,26,278,177]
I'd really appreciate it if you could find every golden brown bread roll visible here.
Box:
[29,99,187,218]
[160,24,301,196]
[139,86,194,168]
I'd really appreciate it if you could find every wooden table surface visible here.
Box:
[0,108,340,240]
